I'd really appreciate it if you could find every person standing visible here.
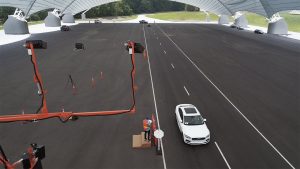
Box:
[143,117,152,141]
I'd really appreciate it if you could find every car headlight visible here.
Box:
[184,134,192,139]
[205,134,210,138]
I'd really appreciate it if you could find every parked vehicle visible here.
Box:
[94,19,101,24]
[254,29,264,34]
[60,25,70,31]
[230,24,237,28]
[139,20,148,24]
[237,26,244,30]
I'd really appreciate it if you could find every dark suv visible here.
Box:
[139,20,148,24]
[254,29,264,34]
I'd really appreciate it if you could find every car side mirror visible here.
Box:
[203,119,207,122]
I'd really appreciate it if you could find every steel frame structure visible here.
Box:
[0,40,139,123]
[0,0,300,18]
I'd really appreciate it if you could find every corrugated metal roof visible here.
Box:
[0,0,299,18]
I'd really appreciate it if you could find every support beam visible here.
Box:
[81,13,86,20]
[203,11,210,22]
[24,0,38,18]
[62,13,75,23]
[215,0,235,16]
[44,10,61,27]
[218,15,229,24]
[267,14,288,34]
[234,12,248,27]
[61,0,77,14]
[81,9,90,20]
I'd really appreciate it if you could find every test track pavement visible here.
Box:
[0,23,299,169]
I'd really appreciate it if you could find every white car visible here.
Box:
[175,104,210,145]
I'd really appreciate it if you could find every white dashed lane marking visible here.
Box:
[184,86,190,96]
[171,63,175,69]
[215,142,231,169]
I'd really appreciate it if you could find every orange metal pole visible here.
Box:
[29,43,48,114]
[0,156,14,169]
[152,114,158,146]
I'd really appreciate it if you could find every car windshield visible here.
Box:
[184,115,204,125]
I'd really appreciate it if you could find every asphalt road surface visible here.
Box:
[0,23,299,169]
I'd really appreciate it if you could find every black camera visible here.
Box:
[125,41,145,53]
[25,40,47,49]
[22,144,45,169]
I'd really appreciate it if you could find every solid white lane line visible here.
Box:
[184,86,190,96]
[157,25,295,169]
[215,142,231,169]
[171,63,175,69]
[164,50,167,54]
[143,25,167,169]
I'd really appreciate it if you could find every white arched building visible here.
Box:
[1,0,300,34]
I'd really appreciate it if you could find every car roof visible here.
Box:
[179,105,200,116]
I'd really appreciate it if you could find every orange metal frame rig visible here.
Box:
[0,40,140,123]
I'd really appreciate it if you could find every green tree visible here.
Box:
[1,0,186,22]
[0,7,15,24]
[28,10,48,21]
[139,0,153,13]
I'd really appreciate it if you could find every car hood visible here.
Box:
[182,123,210,138]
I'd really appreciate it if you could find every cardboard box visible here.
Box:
[132,134,142,148]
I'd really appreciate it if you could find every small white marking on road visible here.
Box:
[143,24,167,169]
[164,50,167,54]
[215,142,231,169]
[160,42,162,46]
[156,37,159,40]
[157,25,295,169]
[184,86,190,96]
[171,63,175,69]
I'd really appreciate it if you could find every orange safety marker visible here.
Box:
[72,84,77,95]
[100,71,103,80]
[67,74,77,95]
[91,76,96,88]
[143,50,148,60]
[134,85,138,91]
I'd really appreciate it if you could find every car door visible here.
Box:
[176,108,184,132]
